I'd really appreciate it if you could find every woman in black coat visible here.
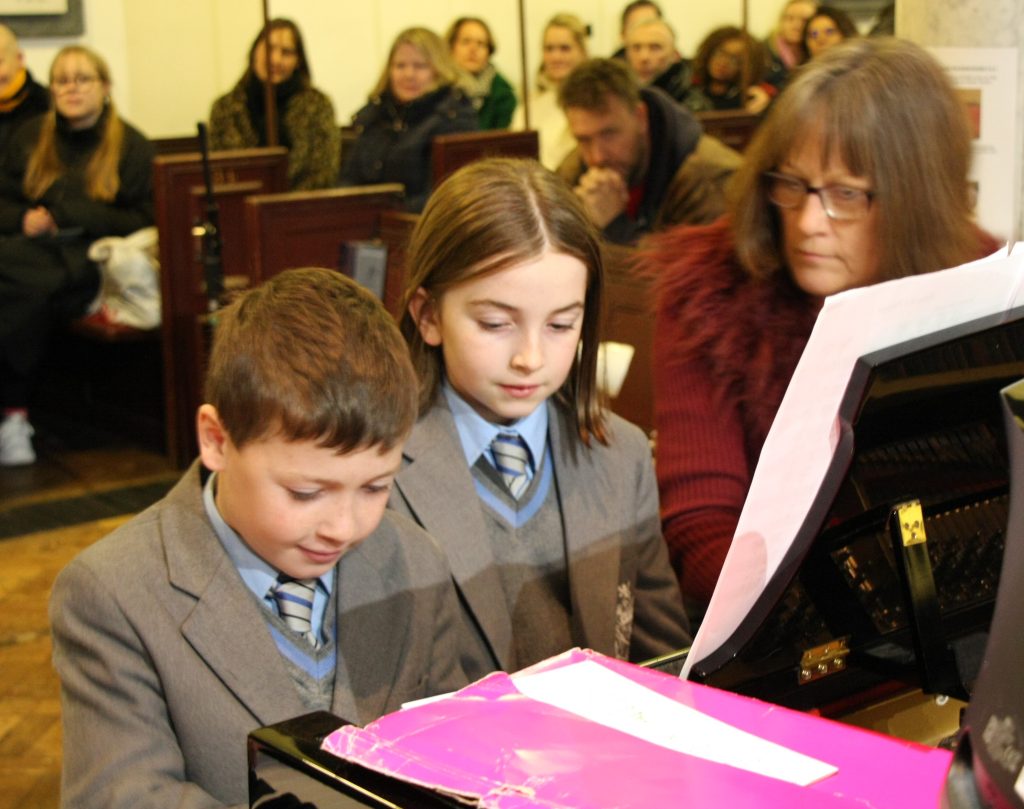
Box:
[340,27,477,213]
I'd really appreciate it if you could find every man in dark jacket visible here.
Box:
[624,17,693,104]
[0,25,49,152]
[557,58,741,245]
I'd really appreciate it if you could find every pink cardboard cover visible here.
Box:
[322,649,952,808]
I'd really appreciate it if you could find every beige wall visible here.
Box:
[16,0,782,138]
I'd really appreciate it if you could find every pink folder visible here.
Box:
[322,649,953,808]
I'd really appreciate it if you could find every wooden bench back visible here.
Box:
[696,109,762,153]
[431,129,539,188]
[154,147,289,466]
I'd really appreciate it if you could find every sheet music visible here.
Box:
[684,244,1024,676]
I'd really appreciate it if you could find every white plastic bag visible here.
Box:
[86,226,161,330]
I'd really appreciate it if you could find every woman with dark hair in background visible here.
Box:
[209,18,339,190]
[645,38,999,620]
[0,46,154,465]
[803,6,859,60]
[340,27,477,213]
[684,26,774,115]
[447,16,517,129]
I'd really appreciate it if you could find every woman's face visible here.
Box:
[779,136,881,298]
[708,37,746,84]
[806,15,846,58]
[252,27,299,84]
[451,21,490,75]
[780,1,816,46]
[51,52,108,130]
[389,42,438,104]
[542,25,585,84]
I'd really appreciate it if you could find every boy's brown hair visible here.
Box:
[205,267,417,452]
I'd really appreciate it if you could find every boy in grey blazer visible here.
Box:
[50,269,466,809]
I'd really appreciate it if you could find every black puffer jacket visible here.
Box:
[340,85,477,213]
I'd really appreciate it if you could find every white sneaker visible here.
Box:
[0,412,36,466]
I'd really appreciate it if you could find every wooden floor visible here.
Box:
[0,434,176,809]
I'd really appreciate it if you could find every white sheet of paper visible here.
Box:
[513,660,837,786]
[684,245,1024,675]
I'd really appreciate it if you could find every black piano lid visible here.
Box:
[688,304,1024,711]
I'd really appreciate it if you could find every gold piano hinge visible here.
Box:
[896,500,927,547]
[798,638,850,685]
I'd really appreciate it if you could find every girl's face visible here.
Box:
[413,250,587,425]
[542,25,585,84]
[389,42,437,103]
[51,52,109,130]
[708,37,746,84]
[806,15,846,58]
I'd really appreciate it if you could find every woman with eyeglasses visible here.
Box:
[642,38,998,622]
[803,6,858,60]
[683,26,774,115]
[0,45,154,466]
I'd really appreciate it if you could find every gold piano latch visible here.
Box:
[896,500,927,546]
[799,638,850,685]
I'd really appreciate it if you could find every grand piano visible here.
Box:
[248,298,1024,806]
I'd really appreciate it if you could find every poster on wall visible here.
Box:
[0,0,81,36]
[930,47,1020,243]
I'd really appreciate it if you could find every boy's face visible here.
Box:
[198,406,403,580]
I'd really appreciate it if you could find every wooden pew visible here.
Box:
[696,109,762,153]
[431,129,539,187]
[244,184,404,283]
[154,147,289,467]
[601,245,656,437]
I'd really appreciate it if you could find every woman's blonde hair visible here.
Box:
[731,37,979,283]
[24,46,124,202]
[370,27,459,99]
[399,157,609,445]
[539,13,590,84]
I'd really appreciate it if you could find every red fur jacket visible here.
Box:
[646,216,1000,611]
[646,217,819,609]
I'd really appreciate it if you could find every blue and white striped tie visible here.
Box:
[271,575,318,647]
[491,431,531,499]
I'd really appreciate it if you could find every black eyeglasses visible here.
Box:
[764,171,875,221]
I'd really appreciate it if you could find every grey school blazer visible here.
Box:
[50,462,466,809]
[389,399,691,682]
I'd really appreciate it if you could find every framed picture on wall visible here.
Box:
[0,0,84,37]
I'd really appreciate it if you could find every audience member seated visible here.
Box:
[209,18,339,190]
[610,0,663,61]
[340,27,477,213]
[511,13,589,170]
[684,26,774,115]
[556,58,742,245]
[804,6,859,60]
[447,16,516,130]
[643,38,1000,619]
[623,16,692,104]
[0,46,154,466]
[763,0,816,90]
[50,268,466,808]
[0,24,49,153]
[392,157,689,681]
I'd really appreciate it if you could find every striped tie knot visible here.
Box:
[271,575,318,647]
[491,431,531,499]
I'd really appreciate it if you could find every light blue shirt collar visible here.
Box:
[202,472,334,638]
[442,380,548,473]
